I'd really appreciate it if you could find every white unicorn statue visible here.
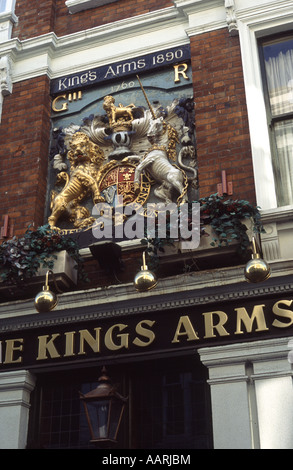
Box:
[133,115,187,204]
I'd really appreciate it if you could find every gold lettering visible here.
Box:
[4,338,24,364]
[174,63,189,83]
[78,328,101,355]
[68,92,81,102]
[235,304,269,334]
[171,315,199,343]
[37,334,61,360]
[104,324,129,351]
[64,331,76,357]
[203,311,230,338]
[133,320,156,347]
[272,300,293,328]
[52,94,68,112]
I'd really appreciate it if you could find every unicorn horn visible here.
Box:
[136,75,156,120]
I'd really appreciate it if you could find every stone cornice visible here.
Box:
[236,0,293,23]
[0,1,230,84]
[260,205,293,223]
[1,6,189,83]
[0,10,18,25]
[199,336,293,367]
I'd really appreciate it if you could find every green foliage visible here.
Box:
[198,193,263,254]
[0,224,86,284]
[144,193,264,270]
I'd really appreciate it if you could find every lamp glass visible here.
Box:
[86,399,110,440]
[83,396,125,443]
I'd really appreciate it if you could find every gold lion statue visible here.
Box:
[103,95,135,130]
[48,132,105,229]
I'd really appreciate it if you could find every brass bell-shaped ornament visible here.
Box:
[34,270,58,313]
[244,237,271,283]
[134,252,157,292]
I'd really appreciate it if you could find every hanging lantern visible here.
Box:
[79,367,128,446]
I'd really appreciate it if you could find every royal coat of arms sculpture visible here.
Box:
[48,77,197,235]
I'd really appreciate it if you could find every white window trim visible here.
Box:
[0,0,16,123]
[236,1,293,211]
[0,0,17,41]
[66,0,118,15]
[0,0,17,19]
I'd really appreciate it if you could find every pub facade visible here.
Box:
[0,0,292,449]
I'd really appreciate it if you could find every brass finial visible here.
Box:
[34,270,59,313]
[133,251,158,292]
[244,237,271,283]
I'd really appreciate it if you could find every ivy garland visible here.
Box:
[199,193,263,251]
[0,195,263,284]
[0,224,86,284]
[144,194,264,270]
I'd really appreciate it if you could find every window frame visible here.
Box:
[237,4,293,212]
[259,33,293,125]
[258,32,293,208]
[0,0,16,16]
[0,0,17,41]
[0,0,6,13]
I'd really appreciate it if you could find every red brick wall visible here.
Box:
[13,0,57,40]
[13,0,173,40]
[190,29,256,203]
[0,76,51,236]
[54,0,173,37]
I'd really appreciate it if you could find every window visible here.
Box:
[27,355,213,449]
[0,0,15,14]
[0,0,6,13]
[131,359,212,449]
[260,34,293,207]
[0,0,17,42]
[233,3,293,211]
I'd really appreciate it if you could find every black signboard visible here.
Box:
[0,295,292,371]
[50,45,191,94]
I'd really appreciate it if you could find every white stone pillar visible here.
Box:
[0,370,36,449]
[252,339,293,449]
[199,347,255,449]
[199,336,293,449]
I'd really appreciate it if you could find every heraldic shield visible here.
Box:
[99,161,151,207]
